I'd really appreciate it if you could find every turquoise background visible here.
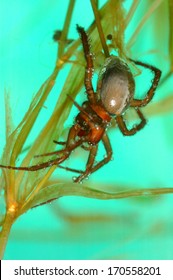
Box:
[0,0,173,259]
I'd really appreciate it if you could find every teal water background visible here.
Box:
[0,0,173,259]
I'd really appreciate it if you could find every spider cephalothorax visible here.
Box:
[0,25,161,183]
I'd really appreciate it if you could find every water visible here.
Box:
[1,0,173,260]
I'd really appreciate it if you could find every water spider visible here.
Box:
[0,25,161,183]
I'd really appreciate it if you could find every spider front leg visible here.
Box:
[130,59,161,107]
[53,140,66,145]
[77,25,96,104]
[0,150,70,171]
[0,126,83,171]
[116,108,146,136]
[74,133,112,183]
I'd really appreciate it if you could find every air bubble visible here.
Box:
[75,136,80,142]
[143,191,152,196]
[79,180,83,184]
[106,122,112,127]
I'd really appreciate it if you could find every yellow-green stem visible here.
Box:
[0,210,16,259]
[125,0,140,28]
[90,0,109,57]
[58,0,75,58]
[20,166,57,214]
[169,0,173,71]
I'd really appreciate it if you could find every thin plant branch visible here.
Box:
[58,0,75,58]
[124,0,140,28]
[169,0,173,71]
[127,0,163,49]
[90,0,110,57]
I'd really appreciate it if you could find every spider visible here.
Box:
[0,25,161,183]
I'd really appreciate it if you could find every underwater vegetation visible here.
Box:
[0,0,173,259]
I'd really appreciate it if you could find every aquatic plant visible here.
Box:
[0,0,172,259]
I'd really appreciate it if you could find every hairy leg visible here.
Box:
[74,133,112,183]
[130,59,161,107]
[77,25,96,104]
[116,108,146,136]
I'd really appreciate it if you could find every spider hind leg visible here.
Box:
[130,59,161,107]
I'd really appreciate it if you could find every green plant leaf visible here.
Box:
[19,181,173,216]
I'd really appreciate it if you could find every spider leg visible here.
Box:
[88,133,112,174]
[77,25,96,104]
[34,148,67,158]
[0,126,84,171]
[73,144,98,183]
[58,165,84,174]
[81,144,93,151]
[56,143,93,174]
[74,133,112,183]
[116,108,146,136]
[58,143,95,174]
[34,140,67,158]
[35,124,81,158]
[130,59,161,107]
[53,140,66,145]
[0,153,70,171]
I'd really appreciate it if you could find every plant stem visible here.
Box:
[58,0,75,58]
[125,0,140,28]
[90,0,109,57]
[127,0,162,49]
[0,209,16,259]
[169,0,173,71]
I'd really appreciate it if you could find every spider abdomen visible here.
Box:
[99,56,135,115]
[101,73,131,115]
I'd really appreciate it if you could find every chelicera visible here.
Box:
[0,25,161,183]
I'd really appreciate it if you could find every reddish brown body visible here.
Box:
[0,25,161,183]
[74,101,111,145]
